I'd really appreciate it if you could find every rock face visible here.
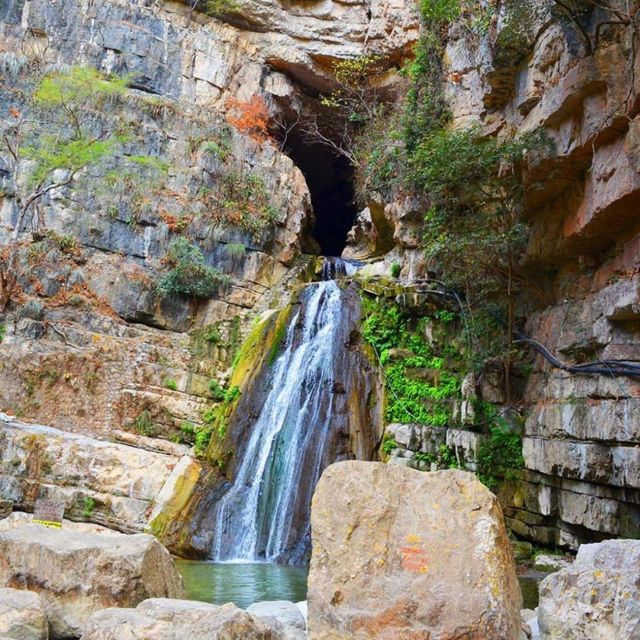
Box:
[436,0,640,548]
[0,588,47,640]
[81,598,292,640]
[0,416,201,542]
[538,539,640,640]
[0,525,183,639]
[308,462,522,640]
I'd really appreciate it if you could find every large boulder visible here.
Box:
[538,539,640,639]
[308,462,522,640]
[0,588,47,640]
[81,598,292,639]
[0,525,183,639]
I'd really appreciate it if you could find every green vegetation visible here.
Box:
[390,263,401,279]
[0,324,5,343]
[477,423,524,490]
[208,379,226,401]
[157,238,230,299]
[361,295,462,425]
[81,496,95,518]
[163,377,178,391]
[130,409,159,437]
[198,171,278,237]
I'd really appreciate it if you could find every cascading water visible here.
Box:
[211,268,358,564]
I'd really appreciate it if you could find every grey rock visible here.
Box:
[538,539,640,639]
[246,600,306,630]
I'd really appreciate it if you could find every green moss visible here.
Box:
[163,377,178,391]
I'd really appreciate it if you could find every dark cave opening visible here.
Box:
[284,131,359,257]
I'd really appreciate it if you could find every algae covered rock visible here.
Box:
[538,539,640,640]
[81,598,293,639]
[0,525,183,639]
[0,588,47,640]
[308,462,522,640]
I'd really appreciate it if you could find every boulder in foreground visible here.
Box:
[0,588,47,640]
[538,539,640,639]
[81,598,294,639]
[0,525,183,639]
[308,462,522,640]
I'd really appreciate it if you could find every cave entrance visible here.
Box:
[285,131,358,257]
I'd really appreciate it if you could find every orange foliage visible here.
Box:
[225,95,272,143]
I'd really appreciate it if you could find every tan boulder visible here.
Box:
[308,462,522,640]
[0,525,183,639]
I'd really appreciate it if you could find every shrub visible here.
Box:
[225,95,271,142]
[157,238,229,299]
[390,262,401,278]
[476,424,524,490]
[0,324,5,343]
[208,379,226,401]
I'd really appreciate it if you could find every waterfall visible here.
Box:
[211,278,351,564]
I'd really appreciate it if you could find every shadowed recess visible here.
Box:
[285,131,358,257]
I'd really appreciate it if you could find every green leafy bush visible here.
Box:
[157,238,229,299]
[390,262,401,278]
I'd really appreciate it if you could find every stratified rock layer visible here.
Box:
[538,539,640,640]
[0,525,183,639]
[0,416,201,539]
[307,462,522,640]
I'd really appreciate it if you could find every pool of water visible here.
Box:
[176,560,308,609]
[176,560,542,611]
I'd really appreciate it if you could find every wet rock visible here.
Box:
[308,462,522,640]
[247,600,306,631]
[0,525,183,639]
[81,598,292,639]
[538,539,640,639]
[0,588,47,640]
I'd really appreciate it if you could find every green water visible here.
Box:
[177,560,541,611]
[176,560,308,609]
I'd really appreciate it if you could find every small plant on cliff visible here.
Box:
[81,496,95,518]
[226,95,272,143]
[0,324,5,343]
[157,237,230,299]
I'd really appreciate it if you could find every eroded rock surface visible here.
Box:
[308,462,522,640]
[0,525,183,639]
